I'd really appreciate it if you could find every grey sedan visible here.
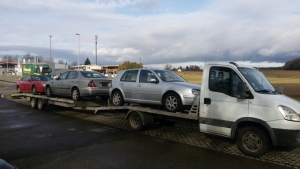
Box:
[46,70,111,101]
[109,69,201,112]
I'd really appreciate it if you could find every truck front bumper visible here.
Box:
[272,129,300,146]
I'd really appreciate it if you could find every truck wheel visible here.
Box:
[30,98,37,109]
[17,86,21,93]
[72,88,80,101]
[32,86,37,95]
[46,86,52,97]
[128,111,144,131]
[37,98,47,110]
[112,91,124,106]
[237,126,270,157]
[163,92,182,112]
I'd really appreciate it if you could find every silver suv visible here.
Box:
[109,69,201,112]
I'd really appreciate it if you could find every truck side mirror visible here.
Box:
[237,82,249,99]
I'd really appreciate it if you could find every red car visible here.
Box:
[16,75,52,94]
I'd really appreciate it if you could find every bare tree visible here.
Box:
[1,55,15,62]
[71,61,77,66]
[164,64,172,70]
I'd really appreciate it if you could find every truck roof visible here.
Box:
[205,62,254,69]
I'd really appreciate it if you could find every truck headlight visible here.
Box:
[192,89,200,95]
[278,105,300,122]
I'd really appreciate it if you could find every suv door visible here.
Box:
[119,70,139,101]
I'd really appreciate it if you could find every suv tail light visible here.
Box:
[88,80,97,87]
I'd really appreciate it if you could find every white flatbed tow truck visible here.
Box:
[10,62,300,158]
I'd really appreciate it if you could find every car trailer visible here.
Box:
[10,93,200,131]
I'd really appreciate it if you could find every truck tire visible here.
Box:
[32,86,37,95]
[30,97,37,109]
[237,126,270,157]
[72,88,80,101]
[112,90,124,106]
[46,86,52,97]
[163,92,182,112]
[128,111,144,131]
[37,98,47,110]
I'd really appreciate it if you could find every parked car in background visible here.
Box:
[16,75,52,94]
[45,70,111,101]
[109,69,201,112]
[105,73,113,78]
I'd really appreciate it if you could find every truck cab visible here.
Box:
[199,62,300,157]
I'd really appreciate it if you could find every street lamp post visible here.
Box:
[7,55,8,76]
[76,33,80,68]
[95,35,98,65]
[49,35,52,62]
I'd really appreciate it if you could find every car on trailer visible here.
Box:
[16,75,52,94]
[45,70,111,101]
[109,68,201,112]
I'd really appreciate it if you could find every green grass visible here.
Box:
[0,84,6,88]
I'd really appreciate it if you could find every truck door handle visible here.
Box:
[120,83,123,86]
[138,84,141,87]
[204,98,211,105]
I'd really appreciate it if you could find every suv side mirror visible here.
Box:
[237,82,249,99]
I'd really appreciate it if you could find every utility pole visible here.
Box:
[95,35,98,65]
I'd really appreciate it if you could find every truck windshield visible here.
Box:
[154,70,186,82]
[42,67,51,73]
[238,67,275,93]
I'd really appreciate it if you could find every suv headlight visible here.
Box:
[192,89,200,95]
[278,105,300,122]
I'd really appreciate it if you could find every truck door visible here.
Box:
[200,66,249,137]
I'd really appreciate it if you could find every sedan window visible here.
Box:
[81,71,106,78]
[59,72,70,80]
[121,70,138,82]
[139,70,156,83]
[67,71,78,79]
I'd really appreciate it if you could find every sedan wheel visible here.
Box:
[46,86,52,97]
[17,86,21,93]
[112,91,124,106]
[72,88,80,101]
[32,86,37,95]
[164,92,182,112]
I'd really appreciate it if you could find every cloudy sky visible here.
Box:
[0,0,299,68]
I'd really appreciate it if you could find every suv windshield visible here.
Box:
[153,70,186,82]
[238,67,275,93]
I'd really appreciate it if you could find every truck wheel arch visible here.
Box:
[231,118,277,146]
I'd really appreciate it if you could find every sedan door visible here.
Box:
[60,71,78,95]
[52,71,70,95]
[136,70,161,104]
[118,70,139,101]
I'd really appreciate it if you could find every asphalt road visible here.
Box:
[0,83,291,169]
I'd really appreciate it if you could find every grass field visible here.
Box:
[176,70,300,101]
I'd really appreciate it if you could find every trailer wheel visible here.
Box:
[128,111,144,131]
[163,92,182,112]
[46,86,52,97]
[237,126,270,157]
[30,97,37,109]
[72,88,81,101]
[37,98,47,110]
[112,90,124,106]
[32,86,37,95]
